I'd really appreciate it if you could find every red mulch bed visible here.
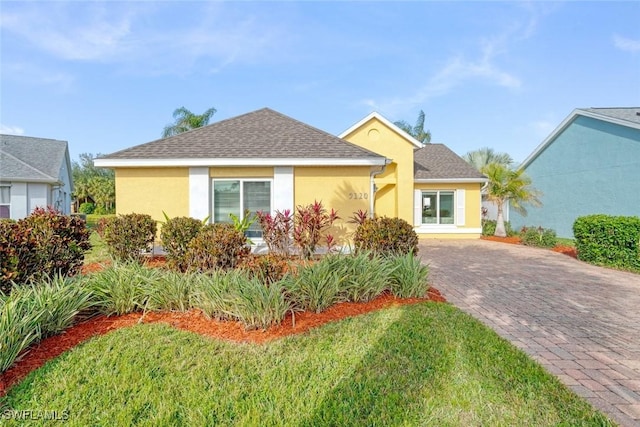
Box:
[481,236,578,259]
[552,245,578,258]
[0,262,445,396]
[481,235,522,244]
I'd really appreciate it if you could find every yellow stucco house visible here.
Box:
[95,108,485,246]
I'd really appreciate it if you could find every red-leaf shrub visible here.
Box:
[256,209,293,256]
[0,207,91,294]
[293,201,339,260]
[239,253,291,285]
[185,223,250,272]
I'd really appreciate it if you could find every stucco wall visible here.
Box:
[511,116,640,238]
[342,117,415,223]
[414,182,483,238]
[115,168,189,221]
[294,166,371,245]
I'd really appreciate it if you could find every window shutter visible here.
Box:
[456,189,465,226]
[414,190,422,227]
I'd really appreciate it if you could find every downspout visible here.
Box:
[369,159,391,218]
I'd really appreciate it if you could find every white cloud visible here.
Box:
[358,3,548,118]
[613,35,640,53]
[2,62,75,90]
[0,124,25,135]
[0,3,285,75]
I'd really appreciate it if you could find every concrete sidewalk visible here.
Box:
[420,239,640,426]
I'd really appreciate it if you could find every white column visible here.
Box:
[273,166,294,214]
[189,167,210,220]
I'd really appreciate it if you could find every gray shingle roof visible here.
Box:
[580,107,640,125]
[0,134,68,182]
[100,108,385,161]
[414,144,486,180]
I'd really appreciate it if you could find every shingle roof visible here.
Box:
[99,108,385,162]
[0,134,68,182]
[414,144,486,180]
[579,107,640,126]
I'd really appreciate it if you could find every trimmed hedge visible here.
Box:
[353,217,418,257]
[102,213,157,263]
[573,214,640,271]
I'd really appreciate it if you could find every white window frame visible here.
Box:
[0,183,10,219]
[420,190,455,226]
[211,178,273,239]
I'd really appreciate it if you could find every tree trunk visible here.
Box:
[494,201,507,237]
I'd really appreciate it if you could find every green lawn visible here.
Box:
[3,303,611,426]
[83,231,109,265]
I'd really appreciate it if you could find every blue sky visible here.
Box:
[1,1,639,164]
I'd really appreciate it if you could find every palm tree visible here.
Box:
[483,163,541,237]
[162,106,217,137]
[394,110,431,144]
[463,147,513,171]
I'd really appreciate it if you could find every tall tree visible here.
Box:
[463,147,514,171]
[162,106,217,137]
[394,110,431,144]
[72,153,115,213]
[483,163,541,237]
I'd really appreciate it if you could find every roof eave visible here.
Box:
[519,108,640,170]
[94,157,388,168]
[414,178,487,184]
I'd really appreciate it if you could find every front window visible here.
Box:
[422,191,454,225]
[212,179,271,238]
[0,185,10,219]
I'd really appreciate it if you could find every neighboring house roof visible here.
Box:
[0,134,69,184]
[520,107,640,169]
[96,108,387,167]
[414,144,487,182]
[339,111,424,148]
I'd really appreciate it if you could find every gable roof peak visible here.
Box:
[339,111,424,148]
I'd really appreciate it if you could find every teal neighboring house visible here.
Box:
[510,108,640,238]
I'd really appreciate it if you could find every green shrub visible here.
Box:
[160,216,203,272]
[239,254,291,285]
[185,223,250,272]
[86,262,162,315]
[386,253,430,298]
[573,214,640,271]
[147,270,194,312]
[482,220,514,236]
[0,207,91,294]
[325,253,391,303]
[283,256,348,313]
[190,270,290,329]
[353,216,418,257]
[78,202,96,214]
[102,213,157,263]
[190,271,236,321]
[227,274,292,330]
[520,226,557,248]
[1,275,93,373]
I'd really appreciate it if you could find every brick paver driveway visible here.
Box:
[420,239,640,427]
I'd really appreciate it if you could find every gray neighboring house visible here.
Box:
[0,134,74,219]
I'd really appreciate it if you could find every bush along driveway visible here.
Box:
[421,239,640,427]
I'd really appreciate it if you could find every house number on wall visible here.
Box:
[348,192,368,200]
